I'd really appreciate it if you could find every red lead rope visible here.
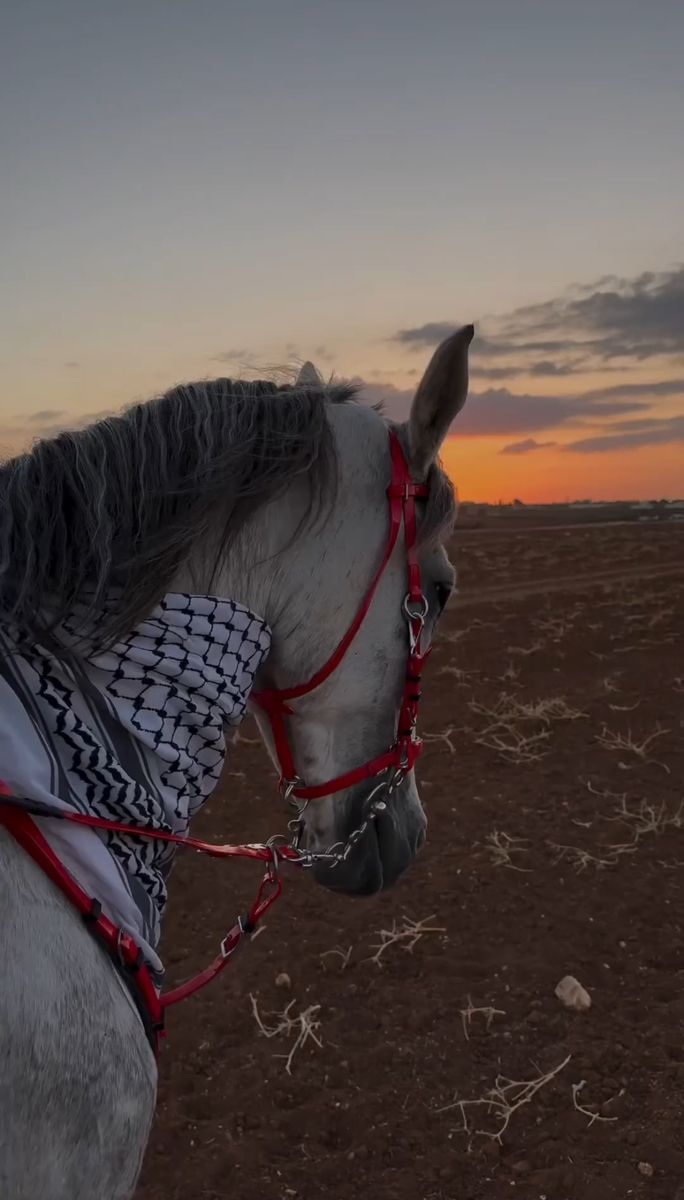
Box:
[0,782,291,1042]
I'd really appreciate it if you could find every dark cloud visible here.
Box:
[65,361,80,369]
[529,360,578,377]
[470,364,517,381]
[359,380,650,436]
[392,265,684,379]
[505,267,684,352]
[29,409,64,423]
[581,378,684,401]
[499,438,557,456]
[472,359,584,381]
[211,349,249,363]
[393,321,462,348]
[564,415,684,453]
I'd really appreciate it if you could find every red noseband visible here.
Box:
[252,429,430,803]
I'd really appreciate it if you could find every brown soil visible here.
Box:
[137,523,684,1200]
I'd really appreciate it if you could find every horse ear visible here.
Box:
[296,361,321,386]
[407,325,474,476]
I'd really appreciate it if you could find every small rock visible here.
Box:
[275,972,292,989]
[638,1161,654,1178]
[554,975,591,1011]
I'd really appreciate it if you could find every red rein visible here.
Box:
[0,429,430,1054]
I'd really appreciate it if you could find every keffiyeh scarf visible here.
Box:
[0,593,271,978]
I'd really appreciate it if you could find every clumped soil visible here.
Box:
[138,523,684,1200]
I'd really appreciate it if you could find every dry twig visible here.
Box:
[481,830,531,871]
[572,1080,619,1127]
[249,994,323,1074]
[438,1055,571,1143]
[547,841,636,872]
[596,725,670,772]
[319,945,354,970]
[460,996,506,1041]
[366,914,446,965]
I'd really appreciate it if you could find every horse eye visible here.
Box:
[435,582,452,613]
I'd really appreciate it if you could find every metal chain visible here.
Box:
[266,763,407,871]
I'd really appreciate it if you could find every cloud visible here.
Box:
[564,415,684,454]
[528,360,578,377]
[29,409,64,424]
[392,265,684,381]
[393,321,464,348]
[503,267,684,361]
[499,438,557,455]
[65,361,80,369]
[359,380,650,436]
[580,378,684,401]
[211,349,249,363]
[472,359,589,381]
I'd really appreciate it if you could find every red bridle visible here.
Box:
[252,428,430,805]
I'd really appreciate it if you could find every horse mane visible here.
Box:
[0,377,456,649]
[0,377,357,645]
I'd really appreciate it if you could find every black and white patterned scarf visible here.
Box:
[0,594,271,977]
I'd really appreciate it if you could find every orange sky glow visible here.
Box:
[441,437,684,505]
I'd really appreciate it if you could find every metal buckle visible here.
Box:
[220,921,243,960]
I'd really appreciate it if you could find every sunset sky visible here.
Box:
[2,0,683,502]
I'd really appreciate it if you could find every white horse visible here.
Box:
[0,326,472,1199]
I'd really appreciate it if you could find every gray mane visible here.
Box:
[0,378,455,648]
[0,378,355,645]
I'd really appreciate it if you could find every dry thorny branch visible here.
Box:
[596,725,671,773]
[422,726,458,754]
[437,1055,571,1143]
[548,840,637,873]
[480,830,531,871]
[572,1079,620,1127]
[468,692,586,764]
[607,796,684,839]
[552,785,684,872]
[471,693,587,726]
[319,944,354,970]
[460,996,506,1041]
[437,664,479,686]
[475,725,551,764]
[506,640,544,657]
[367,914,446,965]
[249,994,323,1074]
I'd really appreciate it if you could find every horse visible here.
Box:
[0,325,473,1199]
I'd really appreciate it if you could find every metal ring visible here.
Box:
[403,593,429,622]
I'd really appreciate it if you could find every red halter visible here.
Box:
[252,428,430,803]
